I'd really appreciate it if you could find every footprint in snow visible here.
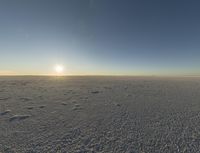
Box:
[9,115,30,122]
[0,110,11,116]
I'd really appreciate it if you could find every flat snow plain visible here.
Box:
[1,76,200,153]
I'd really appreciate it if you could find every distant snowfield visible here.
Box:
[0,76,200,153]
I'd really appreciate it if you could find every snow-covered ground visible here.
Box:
[1,76,200,153]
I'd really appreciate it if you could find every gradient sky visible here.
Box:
[1,0,200,75]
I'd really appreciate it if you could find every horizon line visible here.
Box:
[0,74,200,77]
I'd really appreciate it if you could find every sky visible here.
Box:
[1,0,200,76]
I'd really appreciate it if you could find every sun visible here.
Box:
[54,65,64,74]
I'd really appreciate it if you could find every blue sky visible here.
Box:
[0,0,200,75]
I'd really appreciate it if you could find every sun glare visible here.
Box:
[54,65,64,74]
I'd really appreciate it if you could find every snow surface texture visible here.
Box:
[0,76,200,153]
